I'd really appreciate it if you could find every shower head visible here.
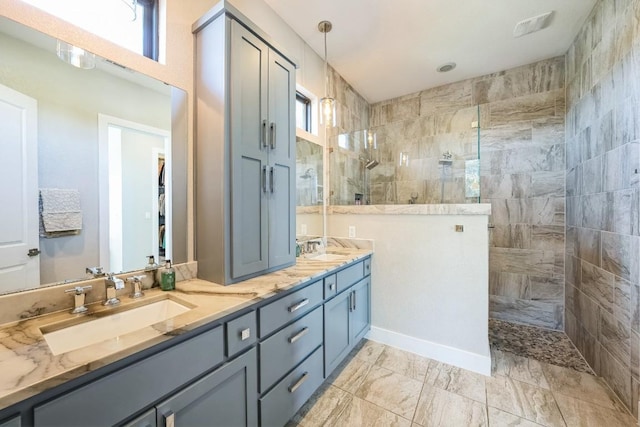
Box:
[365,159,379,170]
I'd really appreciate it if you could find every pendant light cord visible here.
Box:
[323,30,328,97]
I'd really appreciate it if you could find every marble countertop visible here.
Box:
[329,204,491,215]
[0,248,372,411]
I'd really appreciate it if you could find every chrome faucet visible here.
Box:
[65,285,92,314]
[104,274,124,306]
[305,238,323,254]
[126,275,146,299]
[85,266,105,278]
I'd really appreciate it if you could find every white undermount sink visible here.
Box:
[41,298,192,355]
[305,253,347,261]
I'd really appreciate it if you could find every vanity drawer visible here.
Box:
[33,326,224,427]
[259,306,323,392]
[0,416,20,427]
[336,261,364,293]
[226,310,257,357]
[259,346,324,427]
[364,257,371,276]
[323,274,337,299]
[259,280,323,338]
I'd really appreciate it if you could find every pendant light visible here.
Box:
[318,20,336,128]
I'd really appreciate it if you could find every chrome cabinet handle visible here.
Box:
[270,166,275,193]
[288,298,309,313]
[329,283,335,290]
[353,290,357,310]
[240,328,251,341]
[262,120,268,148]
[288,372,308,393]
[262,166,267,193]
[288,327,309,344]
[270,122,276,150]
[164,411,175,427]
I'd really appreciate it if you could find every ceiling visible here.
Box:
[263,0,597,103]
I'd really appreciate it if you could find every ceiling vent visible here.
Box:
[513,11,554,38]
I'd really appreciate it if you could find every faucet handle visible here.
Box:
[65,285,92,295]
[127,276,145,299]
[85,267,105,278]
[65,285,92,314]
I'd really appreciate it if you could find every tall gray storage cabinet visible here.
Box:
[194,3,296,285]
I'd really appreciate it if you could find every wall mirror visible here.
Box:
[295,136,323,237]
[0,16,187,295]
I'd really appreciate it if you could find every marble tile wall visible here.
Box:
[357,58,566,330]
[564,0,640,416]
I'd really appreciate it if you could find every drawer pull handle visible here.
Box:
[165,411,175,427]
[288,298,309,313]
[288,371,308,393]
[288,327,309,343]
[240,328,251,341]
[329,283,335,290]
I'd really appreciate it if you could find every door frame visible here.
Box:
[98,114,171,272]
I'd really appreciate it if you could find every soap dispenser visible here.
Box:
[144,255,160,288]
[160,260,175,291]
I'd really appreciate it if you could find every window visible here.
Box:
[296,92,312,132]
[21,0,159,60]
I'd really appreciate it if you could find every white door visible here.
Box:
[0,84,39,292]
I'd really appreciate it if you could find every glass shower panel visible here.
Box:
[329,105,482,205]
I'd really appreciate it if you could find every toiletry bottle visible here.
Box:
[160,260,175,291]
[144,255,160,288]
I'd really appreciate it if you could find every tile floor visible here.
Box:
[289,339,637,426]
[489,319,592,374]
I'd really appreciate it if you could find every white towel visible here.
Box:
[39,188,83,237]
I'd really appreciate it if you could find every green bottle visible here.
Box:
[160,260,175,291]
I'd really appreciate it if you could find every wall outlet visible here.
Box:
[348,226,356,238]
[300,224,307,235]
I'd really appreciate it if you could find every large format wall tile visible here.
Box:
[565,0,640,418]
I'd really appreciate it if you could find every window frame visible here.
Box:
[296,92,312,133]
[139,0,159,61]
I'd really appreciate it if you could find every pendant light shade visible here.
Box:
[318,21,336,128]
[320,96,336,127]
[56,40,96,69]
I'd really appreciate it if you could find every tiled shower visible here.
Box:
[323,0,640,414]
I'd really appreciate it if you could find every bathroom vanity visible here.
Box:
[0,251,372,426]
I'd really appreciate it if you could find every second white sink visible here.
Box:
[42,298,191,355]
[306,253,347,261]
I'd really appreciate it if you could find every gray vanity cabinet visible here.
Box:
[324,276,371,377]
[0,416,20,427]
[194,4,296,285]
[155,348,257,427]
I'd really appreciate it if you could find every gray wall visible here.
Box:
[363,58,566,330]
[565,0,640,415]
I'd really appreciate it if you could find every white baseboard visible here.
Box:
[366,326,492,376]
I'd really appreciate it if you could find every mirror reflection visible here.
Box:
[295,136,323,237]
[0,17,186,294]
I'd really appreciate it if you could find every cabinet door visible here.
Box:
[266,49,296,269]
[156,348,257,427]
[122,408,155,427]
[230,21,269,279]
[323,290,351,377]
[0,416,20,427]
[350,278,371,344]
